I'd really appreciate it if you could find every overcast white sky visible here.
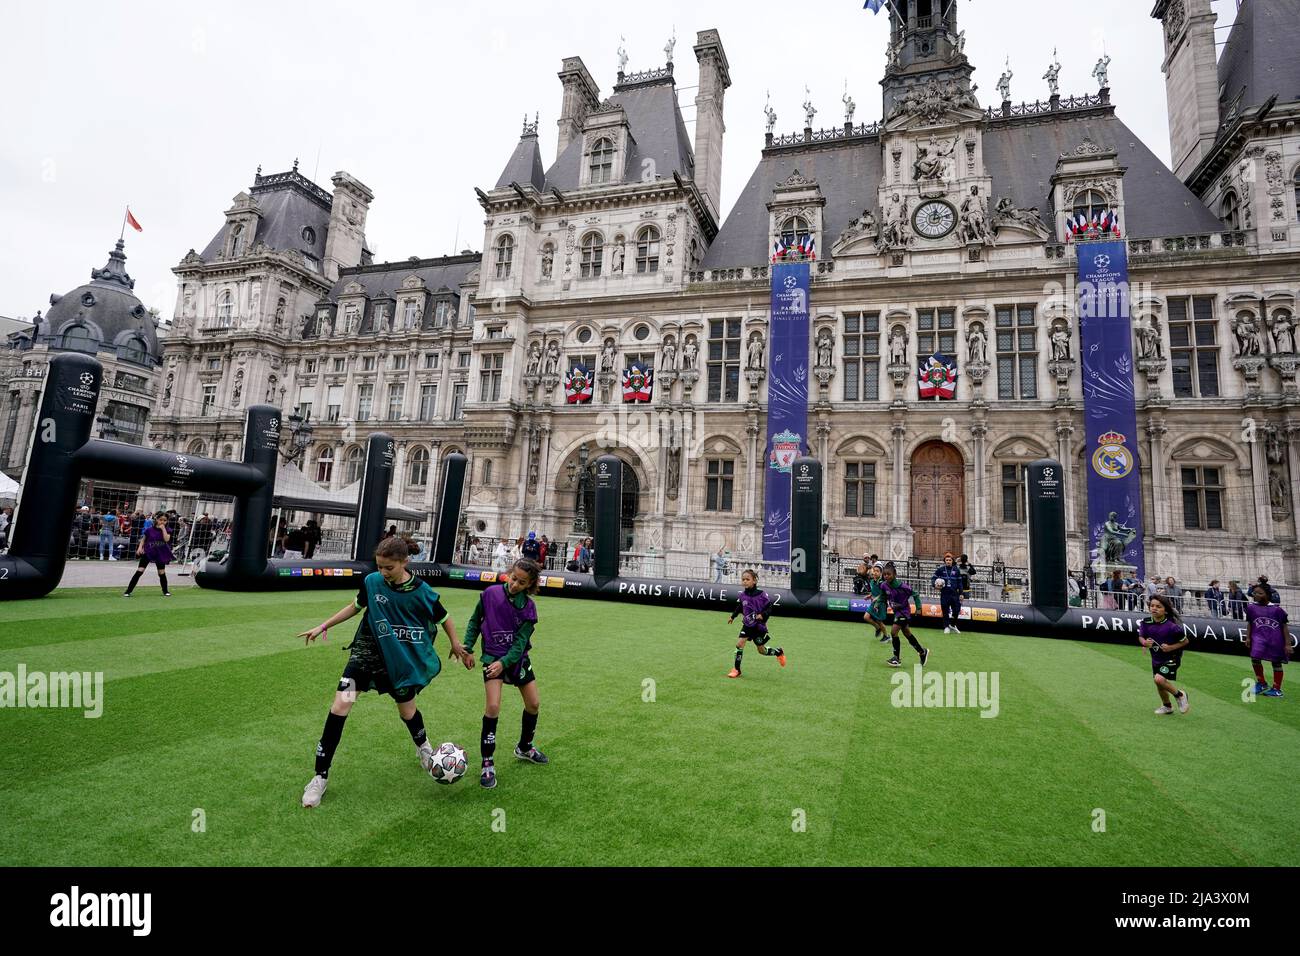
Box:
[0,0,1242,321]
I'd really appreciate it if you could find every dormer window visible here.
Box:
[588,138,615,184]
[779,216,812,249]
[494,235,514,279]
[1071,190,1108,226]
[434,301,450,328]
[581,232,604,278]
[1219,191,1241,231]
[636,226,661,274]
[229,223,244,258]
[404,300,419,329]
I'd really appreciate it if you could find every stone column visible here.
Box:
[891,420,907,528]
[516,419,533,516]
[392,441,408,502]
[537,422,553,512]
[655,412,668,519]
[423,439,441,516]
[1055,419,1075,531]
[1146,420,1170,537]
[1248,431,1275,543]
[970,421,988,528]
[677,407,692,517]
[746,409,760,521]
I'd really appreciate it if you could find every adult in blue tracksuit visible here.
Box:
[933,552,964,633]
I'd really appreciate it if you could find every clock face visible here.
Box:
[913,200,957,239]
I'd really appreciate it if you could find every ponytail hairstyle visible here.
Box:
[511,558,542,594]
[375,535,418,563]
[1149,593,1181,624]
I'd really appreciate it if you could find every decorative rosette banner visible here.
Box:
[564,363,593,404]
[763,262,811,562]
[1076,240,1145,578]
[621,363,653,402]
[918,352,957,399]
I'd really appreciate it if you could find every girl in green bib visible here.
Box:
[297,536,471,808]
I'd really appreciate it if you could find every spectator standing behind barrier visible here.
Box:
[284,524,308,561]
[71,506,92,559]
[124,513,173,597]
[1099,570,1126,610]
[303,520,322,560]
[0,506,11,551]
[957,554,976,599]
[1204,580,1225,618]
[713,546,728,583]
[97,509,118,561]
[539,535,550,569]
[933,553,964,633]
[492,539,509,572]
[1164,576,1184,613]
[581,538,593,573]
[521,532,541,562]
[1226,581,1248,619]
[509,536,524,563]
[468,537,483,565]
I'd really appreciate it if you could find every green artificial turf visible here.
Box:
[0,586,1295,866]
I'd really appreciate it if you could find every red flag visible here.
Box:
[126,208,142,232]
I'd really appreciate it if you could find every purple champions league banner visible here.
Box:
[1076,240,1145,579]
[763,262,812,562]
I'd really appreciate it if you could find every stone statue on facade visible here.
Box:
[541,246,554,279]
[1234,314,1262,356]
[996,62,1013,102]
[661,336,677,370]
[747,332,766,370]
[1100,511,1137,564]
[1050,324,1071,361]
[993,197,1046,232]
[1136,314,1163,360]
[764,93,777,135]
[1044,50,1061,96]
[543,340,561,376]
[967,324,987,365]
[1269,310,1297,354]
[951,30,966,57]
[526,341,542,375]
[163,373,174,405]
[681,337,698,370]
[802,87,816,128]
[888,327,908,366]
[838,208,877,246]
[664,31,675,65]
[666,446,681,496]
[957,186,990,243]
[879,193,911,252]
[617,37,628,74]
[815,328,833,369]
[231,370,243,405]
[611,241,626,274]
[842,87,855,125]
[1269,470,1289,512]
[1092,54,1111,90]
[600,339,617,372]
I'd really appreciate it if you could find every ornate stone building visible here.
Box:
[64,1,1300,583]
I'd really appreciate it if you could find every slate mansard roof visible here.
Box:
[198,167,334,265]
[1217,0,1300,119]
[702,108,1224,269]
[306,253,481,336]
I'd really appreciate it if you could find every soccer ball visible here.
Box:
[934,578,945,589]
[428,742,468,785]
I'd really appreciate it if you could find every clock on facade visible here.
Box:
[913,200,957,239]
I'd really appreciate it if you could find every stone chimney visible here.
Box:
[323,171,375,283]
[1153,0,1220,181]
[693,29,731,222]
[556,57,601,163]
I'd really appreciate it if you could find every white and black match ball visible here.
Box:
[934,578,946,589]
[429,742,468,785]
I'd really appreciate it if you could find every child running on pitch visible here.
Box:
[1138,593,1191,715]
[1246,583,1292,698]
[880,563,928,668]
[461,559,548,789]
[727,568,786,678]
[854,561,889,643]
[297,536,471,808]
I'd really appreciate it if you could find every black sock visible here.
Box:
[126,571,143,594]
[158,573,169,595]
[907,633,924,653]
[481,715,498,762]
[891,635,901,657]
[519,710,538,750]
[315,711,347,777]
[402,709,427,747]
[734,647,744,671]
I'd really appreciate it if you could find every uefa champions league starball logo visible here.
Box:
[175,456,188,469]
[784,276,797,289]
[1043,467,1055,480]
[1093,254,1111,269]
[79,372,94,386]
[269,418,279,431]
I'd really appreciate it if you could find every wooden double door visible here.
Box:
[910,441,965,560]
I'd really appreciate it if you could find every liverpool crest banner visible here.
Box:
[1077,240,1144,578]
[763,262,811,562]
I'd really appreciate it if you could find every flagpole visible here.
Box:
[120,206,127,243]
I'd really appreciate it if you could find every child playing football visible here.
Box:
[1246,583,1292,698]
[1138,594,1190,715]
[297,536,471,808]
[461,559,548,789]
[854,561,889,643]
[881,563,928,668]
[727,569,786,678]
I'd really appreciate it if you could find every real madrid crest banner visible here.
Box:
[1077,240,1145,578]
[763,262,811,562]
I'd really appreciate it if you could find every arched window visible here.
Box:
[61,325,96,353]
[187,439,207,456]
[314,446,334,485]
[1072,190,1108,225]
[222,444,234,460]
[636,226,661,274]
[779,216,811,249]
[344,445,365,485]
[409,447,430,486]
[588,137,615,184]
[1220,190,1240,230]
[121,336,148,364]
[218,291,233,327]
[581,232,604,278]
[229,223,244,258]
[494,235,514,280]
[481,459,493,484]
[1294,164,1300,222]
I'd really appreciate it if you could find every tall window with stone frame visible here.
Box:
[479,353,504,402]
[228,223,244,258]
[494,235,513,280]
[1001,463,1028,524]
[580,233,604,278]
[418,383,438,421]
[843,461,877,517]
[707,318,742,403]
[842,312,881,401]
[409,447,430,487]
[636,226,661,274]
[434,301,450,328]
[386,383,405,421]
[217,291,233,328]
[705,459,735,512]
[344,446,365,484]
[588,137,615,184]
[917,307,957,358]
[1168,297,1220,398]
[1294,164,1300,221]
[315,447,334,485]
[1071,189,1108,228]
[295,386,312,420]
[326,385,343,423]
[779,216,811,250]
[1181,465,1225,530]
[356,383,374,422]
[403,300,419,329]
[1219,191,1241,230]
[451,382,467,420]
[995,305,1038,400]
[0,392,19,467]
[201,384,217,416]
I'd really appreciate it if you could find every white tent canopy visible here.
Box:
[273,464,423,522]
[0,471,18,498]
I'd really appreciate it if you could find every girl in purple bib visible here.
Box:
[1139,594,1190,715]
[726,569,786,678]
[462,559,547,789]
[881,563,929,669]
[1246,584,1292,698]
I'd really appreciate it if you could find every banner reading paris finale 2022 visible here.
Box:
[1076,240,1145,578]
[763,262,811,562]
